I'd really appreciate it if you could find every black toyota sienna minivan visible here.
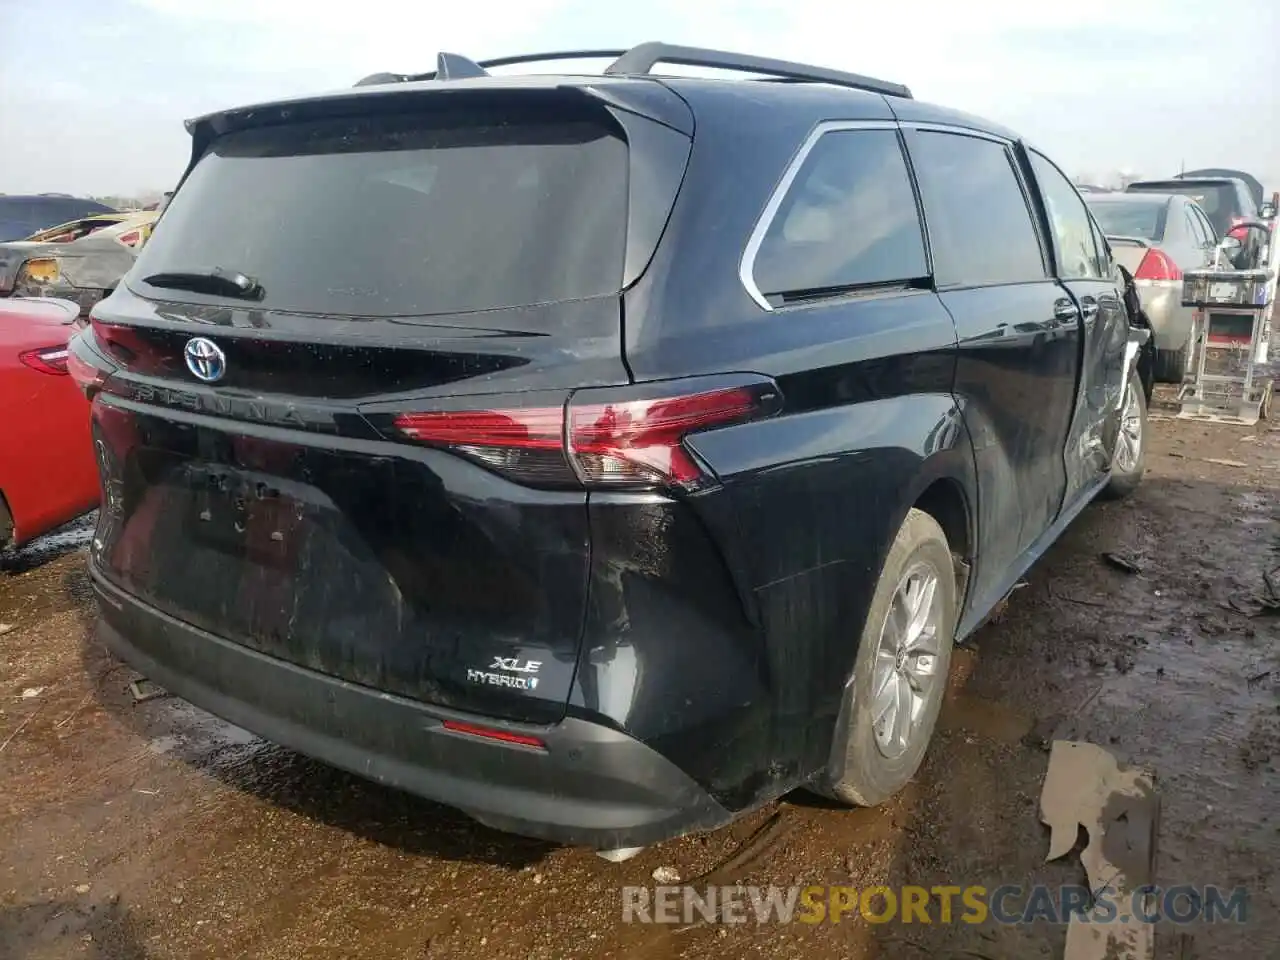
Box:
[70,44,1150,852]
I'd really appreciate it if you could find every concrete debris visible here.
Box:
[1041,741,1158,960]
[651,866,681,884]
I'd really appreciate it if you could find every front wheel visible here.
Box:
[1101,374,1147,500]
[819,508,957,807]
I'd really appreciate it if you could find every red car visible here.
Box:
[0,297,98,548]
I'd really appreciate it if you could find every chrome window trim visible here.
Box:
[901,121,1013,146]
[739,118,1012,310]
[738,119,900,312]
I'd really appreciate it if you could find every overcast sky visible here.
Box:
[2,0,1276,196]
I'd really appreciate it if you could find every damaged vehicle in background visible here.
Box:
[0,211,158,317]
[70,44,1151,853]
[1086,191,1222,382]
[24,211,151,245]
[0,194,116,243]
[1125,176,1265,269]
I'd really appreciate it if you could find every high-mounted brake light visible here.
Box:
[388,379,780,492]
[18,346,70,376]
[1133,247,1182,282]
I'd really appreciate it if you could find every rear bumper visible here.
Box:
[90,565,731,849]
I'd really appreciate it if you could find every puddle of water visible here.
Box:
[142,698,271,774]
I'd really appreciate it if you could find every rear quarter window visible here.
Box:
[1087,200,1167,242]
[749,128,928,302]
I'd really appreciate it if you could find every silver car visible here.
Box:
[1086,192,1220,382]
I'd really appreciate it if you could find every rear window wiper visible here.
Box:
[141,268,264,300]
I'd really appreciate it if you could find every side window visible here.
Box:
[751,129,927,300]
[1183,205,1209,247]
[1193,206,1218,242]
[909,131,1045,287]
[1029,151,1105,280]
[1089,218,1113,278]
[1238,185,1257,218]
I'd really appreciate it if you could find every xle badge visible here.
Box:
[468,657,543,691]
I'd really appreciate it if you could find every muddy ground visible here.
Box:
[2,387,1277,960]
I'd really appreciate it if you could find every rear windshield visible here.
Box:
[1127,182,1238,235]
[131,112,629,316]
[1087,199,1167,241]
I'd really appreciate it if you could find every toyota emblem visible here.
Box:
[184,337,226,383]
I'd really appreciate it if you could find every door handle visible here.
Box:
[1053,301,1080,322]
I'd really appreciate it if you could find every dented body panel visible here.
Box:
[75,68,1140,846]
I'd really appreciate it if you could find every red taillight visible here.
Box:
[568,386,760,489]
[389,380,779,492]
[1134,247,1182,281]
[394,407,564,450]
[440,720,546,750]
[18,346,69,376]
[393,406,568,486]
[116,229,142,248]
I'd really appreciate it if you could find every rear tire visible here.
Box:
[1154,343,1189,383]
[1101,374,1147,500]
[820,508,957,807]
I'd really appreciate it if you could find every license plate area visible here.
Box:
[181,464,301,568]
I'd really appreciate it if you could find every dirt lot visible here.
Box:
[2,386,1278,960]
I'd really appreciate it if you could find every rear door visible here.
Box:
[905,127,1080,608]
[86,89,692,725]
[1190,203,1220,251]
[1169,200,1210,270]
[1181,201,1218,268]
[1024,149,1129,509]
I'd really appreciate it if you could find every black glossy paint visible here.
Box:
[942,282,1080,615]
[77,69,1136,844]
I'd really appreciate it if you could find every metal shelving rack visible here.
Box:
[1178,257,1275,424]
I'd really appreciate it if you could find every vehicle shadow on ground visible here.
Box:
[74,611,556,871]
[0,897,149,960]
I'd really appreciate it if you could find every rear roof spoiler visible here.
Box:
[357,42,913,99]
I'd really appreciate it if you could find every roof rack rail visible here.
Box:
[401,50,629,82]
[604,42,912,99]
[363,43,911,98]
